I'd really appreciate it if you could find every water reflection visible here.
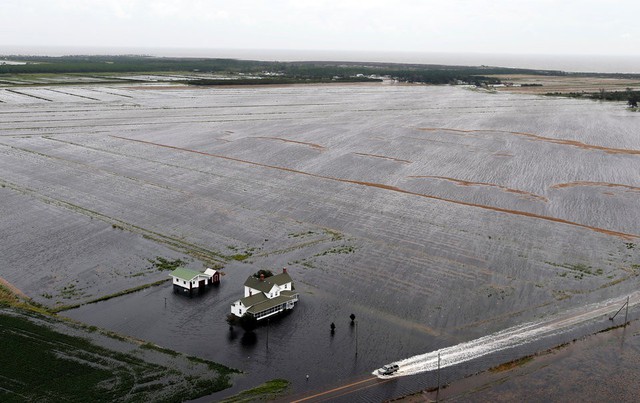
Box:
[240,331,257,347]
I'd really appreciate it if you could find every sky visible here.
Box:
[1,0,639,58]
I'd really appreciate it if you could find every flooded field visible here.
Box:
[1,82,639,400]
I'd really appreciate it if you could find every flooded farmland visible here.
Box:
[1,83,639,400]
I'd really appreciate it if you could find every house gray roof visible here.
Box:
[244,272,293,292]
[246,294,297,314]
[271,272,293,286]
[169,267,203,282]
[240,292,268,308]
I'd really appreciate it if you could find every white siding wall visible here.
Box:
[172,277,189,289]
[231,301,245,317]
[245,286,261,297]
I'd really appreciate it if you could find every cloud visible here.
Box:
[1,0,639,55]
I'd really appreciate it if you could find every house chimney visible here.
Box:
[283,267,287,274]
[260,273,265,281]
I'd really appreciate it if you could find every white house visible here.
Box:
[170,267,220,295]
[230,268,298,320]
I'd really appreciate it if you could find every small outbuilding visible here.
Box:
[170,267,220,296]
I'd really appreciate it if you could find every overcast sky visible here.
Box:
[2,0,639,57]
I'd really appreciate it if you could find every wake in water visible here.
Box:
[374,292,640,378]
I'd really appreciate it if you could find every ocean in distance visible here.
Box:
[2,46,639,74]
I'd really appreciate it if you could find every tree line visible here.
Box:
[4,55,638,87]
[0,55,564,85]
[546,88,640,107]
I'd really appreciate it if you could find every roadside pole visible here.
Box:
[625,296,629,326]
[355,320,358,357]
[436,352,441,402]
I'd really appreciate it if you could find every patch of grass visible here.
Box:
[141,342,180,357]
[323,228,344,241]
[288,231,316,238]
[187,355,242,374]
[230,253,251,261]
[546,261,601,277]
[552,290,572,301]
[489,356,534,373]
[60,282,87,299]
[220,379,290,403]
[0,285,23,308]
[228,247,258,262]
[597,323,629,334]
[315,245,356,257]
[0,287,49,315]
[148,257,185,271]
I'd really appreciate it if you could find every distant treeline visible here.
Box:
[0,55,261,74]
[546,89,640,107]
[3,55,638,85]
[0,55,556,85]
[188,77,381,86]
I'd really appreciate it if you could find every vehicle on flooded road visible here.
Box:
[377,363,399,376]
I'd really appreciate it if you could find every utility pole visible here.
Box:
[436,352,441,402]
[625,296,629,327]
[355,320,358,357]
[610,296,630,323]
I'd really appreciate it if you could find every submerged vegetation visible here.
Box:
[220,378,290,403]
[51,279,171,313]
[0,283,238,402]
[0,311,236,402]
[546,261,604,279]
[148,256,185,271]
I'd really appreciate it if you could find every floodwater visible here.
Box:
[1,83,639,400]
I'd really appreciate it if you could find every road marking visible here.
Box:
[291,376,377,402]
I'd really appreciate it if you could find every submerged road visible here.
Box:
[386,291,640,378]
[288,375,392,403]
[287,291,640,402]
